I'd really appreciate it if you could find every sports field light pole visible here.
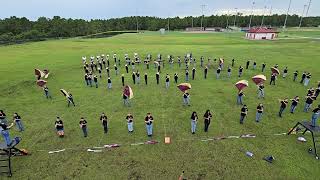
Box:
[283,0,292,29]
[135,16,139,32]
[226,10,230,29]
[260,6,267,27]
[305,0,312,17]
[200,4,206,31]
[299,5,307,28]
[233,8,238,27]
[192,17,194,28]
[248,1,255,28]
[167,17,170,32]
[135,8,139,33]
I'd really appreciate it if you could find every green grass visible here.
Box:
[0,30,320,179]
[279,27,320,38]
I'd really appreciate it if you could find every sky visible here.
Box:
[0,0,319,20]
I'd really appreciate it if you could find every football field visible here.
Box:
[0,30,320,179]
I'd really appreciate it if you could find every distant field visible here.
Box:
[0,30,320,179]
[279,27,320,38]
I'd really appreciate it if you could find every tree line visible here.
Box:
[0,15,319,44]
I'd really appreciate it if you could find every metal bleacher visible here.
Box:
[288,121,320,159]
[0,137,27,177]
[0,143,13,177]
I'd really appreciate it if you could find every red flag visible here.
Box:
[252,75,266,85]
[177,83,192,92]
[235,80,249,91]
[123,85,133,99]
[271,67,280,75]
[36,80,47,87]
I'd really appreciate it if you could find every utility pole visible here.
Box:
[135,16,139,32]
[249,1,255,28]
[167,17,170,32]
[200,4,206,31]
[135,8,139,33]
[192,17,194,28]
[305,0,312,17]
[233,8,238,27]
[269,6,273,15]
[260,6,267,27]
[226,10,230,29]
[299,5,307,28]
[283,0,292,29]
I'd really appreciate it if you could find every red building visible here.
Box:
[245,28,279,40]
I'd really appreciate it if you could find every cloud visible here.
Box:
[216,8,289,16]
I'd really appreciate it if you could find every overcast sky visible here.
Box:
[1,0,319,20]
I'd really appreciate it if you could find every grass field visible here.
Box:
[0,30,320,179]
